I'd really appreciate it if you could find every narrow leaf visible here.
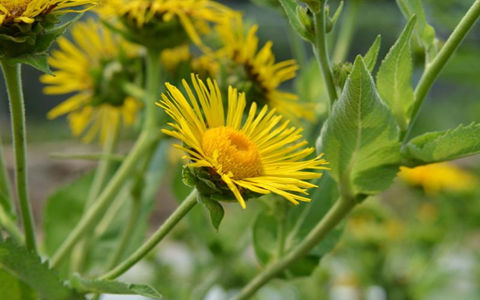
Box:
[363,35,381,72]
[0,238,82,300]
[317,56,401,196]
[8,54,52,74]
[278,0,312,41]
[70,275,162,299]
[404,123,480,164]
[376,16,416,130]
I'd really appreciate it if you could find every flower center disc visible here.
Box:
[0,0,30,16]
[202,126,263,179]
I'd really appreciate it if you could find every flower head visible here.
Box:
[0,0,94,25]
[0,0,96,60]
[399,163,478,194]
[99,0,236,50]
[41,19,142,143]
[214,16,313,121]
[159,74,328,208]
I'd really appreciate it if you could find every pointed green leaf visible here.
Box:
[0,238,82,300]
[404,123,480,164]
[70,275,162,298]
[317,56,401,196]
[397,0,438,63]
[363,35,381,72]
[278,0,313,41]
[199,195,224,230]
[376,16,416,130]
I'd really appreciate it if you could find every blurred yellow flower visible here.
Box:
[99,0,236,49]
[159,74,328,208]
[0,0,95,25]
[399,163,478,194]
[215,16,313,121]
[41,19,142,143]
[160,44,191,72]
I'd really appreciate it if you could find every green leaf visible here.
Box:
[404,123,480,164]
[363,35,381,72]
[376,16,416,130]
[252,210,277,265]
[317,56,401,197]
[70,275,162,298]
[8,54,52,74]
[278,0,313,41]
[397,0,438,63]
[199,195,224,230]
[0,238,82,300]
[0,269,36,300]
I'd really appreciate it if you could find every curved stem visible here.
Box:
[100,189,198,280]
[71,123,120,273]
[50,131,157,268]
[312,7,338,110]
[0,206,23,243]
[332,0,360,63]
[1,61,36,252]
[233,196,355,300]
[404,0,480,142]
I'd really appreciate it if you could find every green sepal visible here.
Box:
[198,194,225,230]
[1,13,84,73]
[403,122,480,165]
[363,35,381,72]
[69,275,162,299]
[278,0,315,41]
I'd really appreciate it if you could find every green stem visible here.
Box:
[50,131,157,268]
[233,196,355,300]
[105,190,141,270]
[145,49,162,130]
[100,189,198,280]
[332,0,360,63]
[0,134,14,216]
[0,206,23,243]
[404,0,480,142]
[1,61,36,252]
[71,123,120,273]
[312,7,338,110]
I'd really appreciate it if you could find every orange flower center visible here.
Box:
[202,126,263,179]
[0,0,30,16]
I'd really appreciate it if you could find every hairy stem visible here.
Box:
[312,6,338,110]
[100,189,198,280]
[1,61,36,252]
[404,0,480,142]
[0,134,14,216]
[233,196,355,300]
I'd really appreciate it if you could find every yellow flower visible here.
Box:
[41,19,142,143]
[0,0,95,25]
[159,74,328,209]
[214,16,313,121]
[399,163,478,194]
[99,0,236,50]
[160,44,191,73]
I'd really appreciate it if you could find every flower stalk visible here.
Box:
[233,196,355,300]
[404,0,480,142]
[1,60,36,252]
[312,4,338,110]
[100,189,198,280]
